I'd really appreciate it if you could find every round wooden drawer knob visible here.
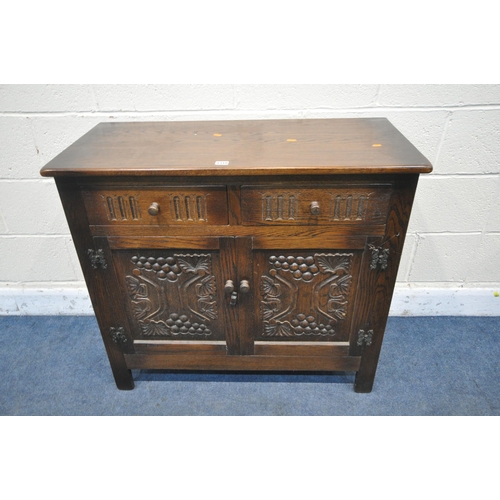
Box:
[310,201,320,215]
[148,202,160,216]
[239,280,250,293]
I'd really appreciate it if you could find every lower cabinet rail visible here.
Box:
[124,352,362,372]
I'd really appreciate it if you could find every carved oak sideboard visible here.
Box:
[40,118,432,392]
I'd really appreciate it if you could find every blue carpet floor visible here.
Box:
[0,315,498,415]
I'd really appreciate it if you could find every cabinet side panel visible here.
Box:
[353,174,420,393]
[55,178,134,389]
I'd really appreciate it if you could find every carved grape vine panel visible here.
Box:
[259,252,354,340]
[122,252,220,339]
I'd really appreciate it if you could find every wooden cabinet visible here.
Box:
[41,118,432,392]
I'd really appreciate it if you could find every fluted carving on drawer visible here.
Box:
[241,184,392,226]
[171,194,208,222]
[331,193,370,221]
[103,194,141,221]
[262,193,299,221]
[83,186,228,226]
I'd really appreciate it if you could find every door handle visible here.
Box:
[224,280,235,294]
[226,279,250,305]
[239,280,250,293]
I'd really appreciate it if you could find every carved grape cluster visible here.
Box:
[165,313,211,335]
[269,255,320,281]
[131,255,182,281]
[291,314,335,335]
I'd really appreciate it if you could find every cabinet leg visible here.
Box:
[353,346,381,393]
[111,366,135,390]
[354,371,375,393]
[105,344,134,390]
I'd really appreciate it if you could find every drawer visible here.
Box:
[241,183,392,226]
[83,186,228,226]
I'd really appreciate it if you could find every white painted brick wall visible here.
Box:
[233,84,380,109]
[1,84,499,315]
[408,176,499,233]
[92,84,235,111]
[377,84,500,107]
[0,116,40,178]
[1,236,80,282]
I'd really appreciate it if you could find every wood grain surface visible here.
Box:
[41,118,432,177]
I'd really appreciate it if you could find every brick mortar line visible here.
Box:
[0,234,71,238]
[407,231,497,236]
[405,233,420,282]
[0,179,55,183]
[394,283,500,287]
[421,174,500,178]
[0,282,87,287]
[433,112,451,167]
[1,105,500,117]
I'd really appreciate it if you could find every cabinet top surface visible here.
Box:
[40,118,432,177]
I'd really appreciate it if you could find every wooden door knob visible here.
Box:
[224,280,235,294]
[148,202,160,216]
[310,201,320,215]
[239,280,250,293]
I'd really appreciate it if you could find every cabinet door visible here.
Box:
[106,237,227,343]
[252,237,366,343]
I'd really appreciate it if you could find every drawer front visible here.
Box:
[241,184,392,226]
[83,186,228,226]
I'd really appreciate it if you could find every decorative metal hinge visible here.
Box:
[357,329,374,347]
[88,249,107,269]
[369,244,389,271]
[110,326,127,344]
